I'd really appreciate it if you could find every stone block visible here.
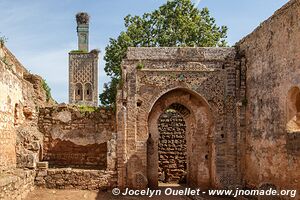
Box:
[37,170,47,177]
[26,154,37,169]
[36,162,48,169]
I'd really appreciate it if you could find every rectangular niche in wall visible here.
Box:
[44,140,107,170]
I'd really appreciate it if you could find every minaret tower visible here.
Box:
[69,12,99,107]
[76,12,89,52]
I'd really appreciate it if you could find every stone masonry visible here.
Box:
[34,104,118,192]
[158,110,187,184]
[0,43,53,199]
[236,0,300,191]
[38,105,116,170]
[116,47,239,189]
[35,168,117,190]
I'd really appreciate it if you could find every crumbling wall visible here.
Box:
[0,44,51,199]
[0,55,23,172]
[0,44,49,173]
[38,105,116,170]
[237,0,300,191]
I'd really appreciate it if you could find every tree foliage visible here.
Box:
[100,0,228,106]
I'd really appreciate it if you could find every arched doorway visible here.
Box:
[147,89,215,189]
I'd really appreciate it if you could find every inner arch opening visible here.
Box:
[158,104,187,184]
[287,86,300,132]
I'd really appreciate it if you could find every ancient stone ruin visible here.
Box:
[0,1,300,199]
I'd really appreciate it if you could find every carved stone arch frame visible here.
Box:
[286,86,300,122]
[116,47,238,190]
[286,86,300,132]
[84,82,93,101]
[147,88,216,189]
[74,82,83,101]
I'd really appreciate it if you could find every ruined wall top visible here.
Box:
[76,12,90,25]
[126,47,235,62]
[0,44,28,77]
[237,0,299,46]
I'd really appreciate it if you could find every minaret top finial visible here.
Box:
[76,12,90,25]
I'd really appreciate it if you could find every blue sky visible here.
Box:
[0,0,289,104]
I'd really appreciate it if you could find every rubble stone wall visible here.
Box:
[38,105,117,170]
[158,110,187,183]
[237,0,300,190]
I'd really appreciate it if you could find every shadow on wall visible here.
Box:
[45,139,107,169]
[286,86,300,133]
[38,105,116,170]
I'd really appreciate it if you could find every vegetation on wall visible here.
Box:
[136,61,145,70]
[69,50,88,54]
[42,79,52,102]
[75,105,113,113]
[100,0,228,107]
[77,105,97,113]
[0,56,13,68]
[0,34,7,47]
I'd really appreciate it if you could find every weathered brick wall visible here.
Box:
[38,105,116,170]
[158,110,187,183]
[237,0,300,191]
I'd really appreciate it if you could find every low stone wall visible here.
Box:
[35,168,117,190]
[0,170,35,200]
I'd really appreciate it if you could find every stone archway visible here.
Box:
[117,47,239,190]
[147,88,215,189]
